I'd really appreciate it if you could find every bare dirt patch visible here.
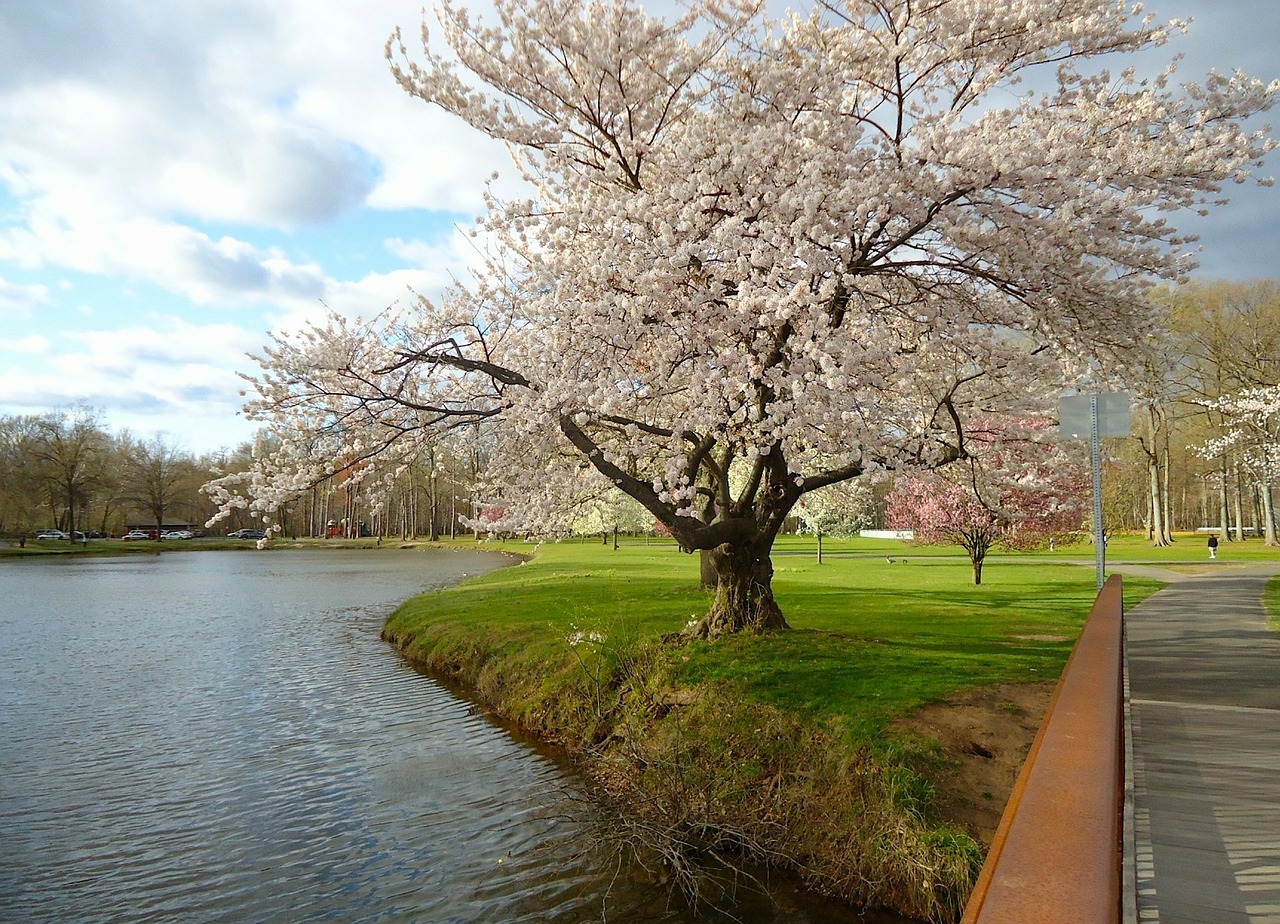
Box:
[895,682,1056,845]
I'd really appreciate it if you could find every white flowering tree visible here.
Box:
[570,493,655,542]
[1198,386,1280,545]
[211,0,1275,637]
[795,478,876,563]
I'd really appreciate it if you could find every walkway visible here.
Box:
[1124,562,1280,923]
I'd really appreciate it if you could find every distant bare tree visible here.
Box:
[29,407,107,541]
[0,415,46,536]
[122,435,187,539]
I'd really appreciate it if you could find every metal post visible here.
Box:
[1091,394,1105,593]
[1061,392,1127,594]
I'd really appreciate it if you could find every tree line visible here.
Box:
[1106,279,1280,546]
[0,408,487,542]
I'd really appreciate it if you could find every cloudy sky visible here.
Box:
[1,1,1277,454]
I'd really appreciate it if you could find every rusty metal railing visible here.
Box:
[960,574,1125,924]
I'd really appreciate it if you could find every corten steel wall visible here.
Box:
[960,574,1125,924]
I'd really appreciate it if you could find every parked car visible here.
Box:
[230,528,266,540]
[122,530,152,540]
[34,529,69,540]
[162,530,194,540]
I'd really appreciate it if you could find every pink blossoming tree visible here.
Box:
[208,0,1275,637]
[886,419,1088,584]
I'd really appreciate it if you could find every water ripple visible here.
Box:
[1,550,888,924]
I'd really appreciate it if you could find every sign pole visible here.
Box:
[1060,392,1129,595]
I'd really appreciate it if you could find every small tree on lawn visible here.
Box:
[208,0,1274,637]
[570,493,653,546]
[886,420,1086,584]
[795,479,875,563]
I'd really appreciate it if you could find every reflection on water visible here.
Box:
[0,549,908,923]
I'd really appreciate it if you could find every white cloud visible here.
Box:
[0,211,331,308]
[383,225,490,273]
[0,276,49,317]
[0,0,511,336]
[0,318,263,449]
[0,0,504,239]
[267,267,447,336]
[267,223,492,327]
[1,33,364,234]
[63,320,258,368]
[0,333,49,354]
[273,0,515,213]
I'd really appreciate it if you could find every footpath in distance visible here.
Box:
[1125,561,1280,924]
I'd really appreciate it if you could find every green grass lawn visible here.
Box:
[385,534,1178,740]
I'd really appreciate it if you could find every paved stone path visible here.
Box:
[1123,562,1280,924]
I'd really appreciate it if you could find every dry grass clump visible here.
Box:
[588,689,983,923]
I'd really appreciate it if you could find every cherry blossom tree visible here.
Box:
[210,0,1275,637]
[886,419,1087,584]
[569,493,655,545]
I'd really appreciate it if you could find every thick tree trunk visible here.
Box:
[972,553,984,586]
[429,480,439,541]
[699,550,717,589]
[687,542,790,639]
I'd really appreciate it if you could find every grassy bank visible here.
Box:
[382,535,1168,922]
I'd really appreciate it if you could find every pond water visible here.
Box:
[0,548,911,923]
